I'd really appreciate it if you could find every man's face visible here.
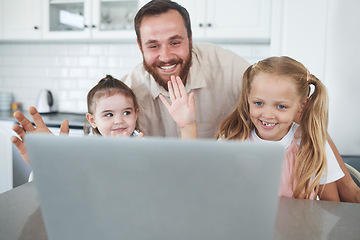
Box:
[138,9,192,90]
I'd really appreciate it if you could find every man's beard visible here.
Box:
[143,46,192,91]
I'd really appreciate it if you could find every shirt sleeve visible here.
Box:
[320,141,345,184]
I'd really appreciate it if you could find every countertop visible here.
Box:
[0,111,87,129]
[0,182,359,240]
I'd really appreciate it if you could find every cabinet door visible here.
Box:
[91,0,139,40]
[177,0,271,41]
[42,0,92,39]
[0,1,4,38]
[0,121,14,194]
[174,0,206,40]
[3,0,42,40]
[205,0,271,40]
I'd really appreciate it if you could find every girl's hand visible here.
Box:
[11,106,69,164]
[159,75,196,128]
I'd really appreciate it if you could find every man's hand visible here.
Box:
[159,75,197,139]
[11,106,69,164]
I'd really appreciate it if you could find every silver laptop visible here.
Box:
[26,134,284,240]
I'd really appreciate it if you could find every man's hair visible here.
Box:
[134,0,192,46]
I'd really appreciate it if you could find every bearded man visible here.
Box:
[123,0,249,138]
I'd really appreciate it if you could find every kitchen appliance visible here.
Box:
[36,90,57,113]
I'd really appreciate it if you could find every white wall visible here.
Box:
[272,0,360,155]
[325,0,360,155]
[0,42,269,113]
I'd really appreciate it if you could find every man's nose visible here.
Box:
[159,46,172,62]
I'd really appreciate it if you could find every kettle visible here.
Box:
[36,89,57,113]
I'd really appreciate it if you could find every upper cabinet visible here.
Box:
[42,0,143,40]
[177,0,271,42]
[0,0,271,42]
[2,0,42,40]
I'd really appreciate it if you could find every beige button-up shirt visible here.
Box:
[122,42,250,138]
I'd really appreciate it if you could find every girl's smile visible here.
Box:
[248,73,304,141]
[87,94,139,136]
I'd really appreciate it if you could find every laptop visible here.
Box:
[26,134,284,240]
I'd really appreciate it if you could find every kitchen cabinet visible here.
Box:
[0,1,3,38]
[2,0,42,40]
[0,121,14,194]
[42,0,145,40]
[177,0,271,42]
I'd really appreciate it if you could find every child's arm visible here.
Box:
[318,182,340,202]
[327,134,360,203]
[159,75,197,139]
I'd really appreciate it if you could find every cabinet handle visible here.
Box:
[84,25,88,28]
[199,23,203,27]
[207,23,212,27]
[92,25,96,28]
[34,26,39,30]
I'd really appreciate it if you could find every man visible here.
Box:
[11,0,360,202]
[124,0,249,137]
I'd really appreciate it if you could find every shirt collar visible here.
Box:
[251,122,299,150]
[149,47,207,100]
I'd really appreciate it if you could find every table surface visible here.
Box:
[1,182,359,240]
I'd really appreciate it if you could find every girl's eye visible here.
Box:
[278,105,286,110]
[255,102,263,106]
[105,113,113,117]
[123,111,131,116]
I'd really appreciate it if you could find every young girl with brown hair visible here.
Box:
[85,75,142,137]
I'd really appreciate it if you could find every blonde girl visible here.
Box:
[216,56,344,200]
[85,75,142,137]
[162,57,344,201]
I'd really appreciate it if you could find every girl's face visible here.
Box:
[247,73,305,141]
[86,94,138,136]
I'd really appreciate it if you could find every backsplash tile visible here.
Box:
[0,42,270,113]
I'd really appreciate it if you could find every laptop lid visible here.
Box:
[26,134,284,240]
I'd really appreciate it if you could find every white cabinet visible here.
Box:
[177,0,271,41]
[42,0,142,40]
[2,0,42,40]
[0,121,14,194]
[0,1,4,38]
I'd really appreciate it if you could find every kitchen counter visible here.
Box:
[0,111,87,129]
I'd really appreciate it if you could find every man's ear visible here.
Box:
[137,39,143,53]
[86,113,97,129]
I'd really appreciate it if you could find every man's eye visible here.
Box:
[105,113,113,117]
[149,45,158,49]
[171,41,180,46]
[278,105,286,110]
[255,102,263,106]
[123,111,131,116]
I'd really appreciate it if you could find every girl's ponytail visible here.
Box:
[292,74,328,198]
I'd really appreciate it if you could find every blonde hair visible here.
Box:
[216,56,329,199]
